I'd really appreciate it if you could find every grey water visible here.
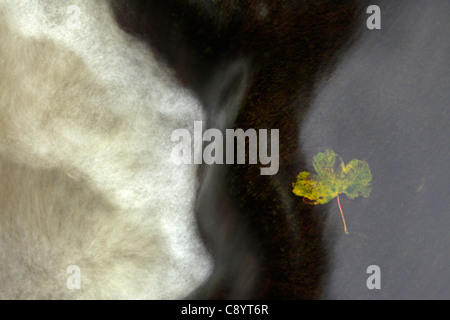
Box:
[300,0,450,299]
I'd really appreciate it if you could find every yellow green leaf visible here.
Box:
[292,149,372,234]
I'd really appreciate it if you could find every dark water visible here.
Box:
[114,0,449,299]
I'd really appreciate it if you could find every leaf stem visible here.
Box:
[337,194,349,234]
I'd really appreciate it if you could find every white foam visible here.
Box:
[0,0,212,299]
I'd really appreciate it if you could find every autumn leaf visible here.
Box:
[292,149,372,234]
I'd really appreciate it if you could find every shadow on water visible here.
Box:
[112,0,362,299]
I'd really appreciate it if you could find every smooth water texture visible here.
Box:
[301,1,450,299]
